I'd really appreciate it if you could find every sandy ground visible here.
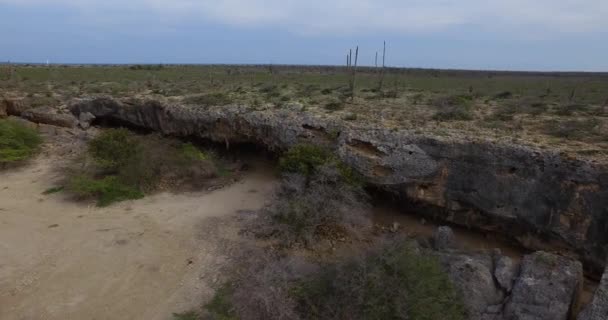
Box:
[0,150,277,320]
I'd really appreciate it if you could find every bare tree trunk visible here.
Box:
[350,46,359,100]
[375,52,378,68]
[379,41,387,91]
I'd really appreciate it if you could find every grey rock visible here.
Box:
[438,251,505,320]
[0,99,7,118]
[69,97,608,272]
[22,106,78,128]
[578,265,608,320]
[433,226,455,250]
[78,112,96,129]
[503,252,583,320]
[494,255,519,292]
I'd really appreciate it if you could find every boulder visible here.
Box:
[433,226,455,250]
[438,251,505,320]
[494,254,519,293]
[21,106,78,128]
[578,265,608,320]
[503,252,583,320]
[78,112,96,129]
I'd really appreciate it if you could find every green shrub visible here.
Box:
[184,92,232,106]
[279,144,335,177]
[292,241,468,320]
[279,144,362,186]
[67,175,144,207]
[432,95,475,121]
[42,186,64,195]
[325,100,344,111]
[543,118,605,141]
[172,311,201,320]
[204,285,237,320]
[0,119,42,165]
[209,240,467,320]
[66,129,218,206]
[88,128,139,171]
[252,164,368,247]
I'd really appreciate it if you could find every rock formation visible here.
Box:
[69,97,608,275]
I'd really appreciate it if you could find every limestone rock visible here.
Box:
[578,265,608,320]
[494,255,518,293]
[69,97,608,272]
[503,252,583,320]
[78,112,96,129]
[438,252,505,320]
[433,226,455,250]
[22,106,78,128]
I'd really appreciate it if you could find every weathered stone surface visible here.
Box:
[503,252,583,320]
[78,112,96,129]
[438,252,505,320]
[494,255,518,293]
[0,100,7,118]
[69,97,608,272]
[3,98,30,116]
[433,226,455,250]
[578,265,608,320]
[22,106,78,128]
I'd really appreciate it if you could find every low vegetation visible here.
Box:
[65,128,219,206]
[0,119,42,167]
[204,239,467,320]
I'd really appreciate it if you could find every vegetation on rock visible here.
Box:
[0,119,42,166]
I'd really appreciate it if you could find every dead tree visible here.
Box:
[375,52,378,68]
[349,46,359,100]
[378,41,387,91]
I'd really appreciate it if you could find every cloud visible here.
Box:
[2,0,607,35]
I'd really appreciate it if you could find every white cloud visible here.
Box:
[2,0,607,34]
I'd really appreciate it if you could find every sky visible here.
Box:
[1,0,607,71]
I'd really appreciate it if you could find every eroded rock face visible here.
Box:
[578,265,608,320]
[0,100,7,118]
[69,97,608,272]
[503,252,583,320]
[22,106,78,128]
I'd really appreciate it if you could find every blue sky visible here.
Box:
[1,0,607,71]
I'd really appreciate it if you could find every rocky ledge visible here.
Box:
[8,95,606,276]
[65,97,608,275]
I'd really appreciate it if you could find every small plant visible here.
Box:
[279,144,335,177]
[183,92,232,106]
[204,285,237,320]
[87,128,139,171]
[42,186,64,195]
[252,161,368,246]
[172,311,201,320]
[67,175,144,207]
[324,100,344,111]
[0,119,42,166]
[432,95,475,121]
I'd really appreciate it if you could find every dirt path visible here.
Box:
[0,154,277,320]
